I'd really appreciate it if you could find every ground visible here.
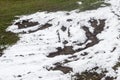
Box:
[1,0,120,80]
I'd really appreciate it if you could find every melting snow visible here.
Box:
[0,0,120,80]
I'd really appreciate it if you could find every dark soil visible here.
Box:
[61,26,67,32]
[80,52,89,56]
[111,47,116,52]
[112,62,120,70]
[105,76,114,80]
[74,71,105,80]
[47,19,106,76]
[15,20,39,29]
[47,46,75,57]
[89,19,106,35]
[48,19,106,57]
[19,23,52,34]
[76,26,99,52]
[28,23,52,33]
[39,23,52,30]
[50,63,72,74]
[63,40,68,44]
[67,19,72,22]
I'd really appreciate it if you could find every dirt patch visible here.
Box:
[75,26,99,52]
[74,71,105,80]
[39,23,52,30]
[67,19,72,22]
[112,62,120,70]
[105,76,114,80]
[66,13,70,15]
[57,31,61,42]
[17,75,22,77]
[15,20,39,29]
[47,46,75,57]
[28,23,52,33]
[73,68,115,80]
[19,23,52,34]
[48,19,106,57]
[50,64,72,74]
[111,47,116,52]
[89,19,106,35]
[75,19,105,52]
[63,40,68,44]
[81,52,89,56]
[61,26,67,31]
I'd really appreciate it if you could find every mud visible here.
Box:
[47,46,75,57]
[47,19,106,58]
[20,23,52,34]
[15,20,39,29]
[50,64,72,74]
[61,26,67,31]
[74,71,105,80]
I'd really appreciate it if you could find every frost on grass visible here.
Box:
[1,0,120,80]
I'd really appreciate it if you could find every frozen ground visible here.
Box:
[1,0,120,80]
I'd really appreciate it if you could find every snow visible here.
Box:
[1,0,120,80]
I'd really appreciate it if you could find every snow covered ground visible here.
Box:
[1,0,120,80]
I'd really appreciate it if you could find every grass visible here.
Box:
[79,0,110,11]
[0,0,110,52]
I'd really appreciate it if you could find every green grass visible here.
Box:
[79,0,110,11]
[0,0,110,52]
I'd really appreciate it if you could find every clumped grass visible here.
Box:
[0,0,110,52]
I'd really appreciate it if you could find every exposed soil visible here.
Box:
[47,19,106,76]
[112,62,120,70]
[38,23,52,30]
[111,47,116,52]
[77,19,105,51]
[63,40,68,44]
[57,31,61,42]
[27,23,52,33]
[48,19,105,57]
[67,19,72,22]
[75,26,99,52]
[15,20,39,29]
[105,76,114,80]
[80,52,89,56]
[19,23,52,34]
[47,46,75,57]
[89,19,106,35]
[50,63,72,74]
[74,71,105,80]
[61,26,67,31]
